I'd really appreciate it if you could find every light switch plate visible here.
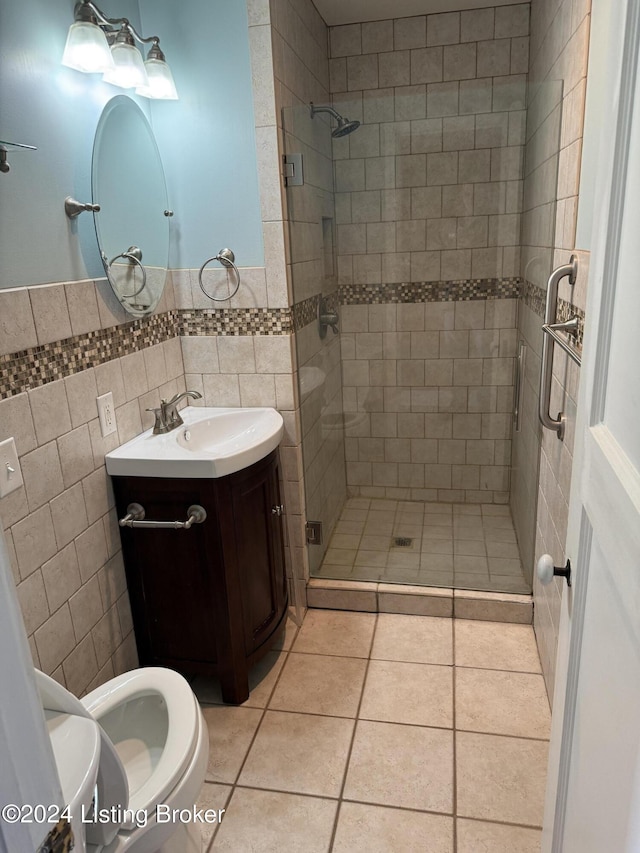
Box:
[0,437,23,498]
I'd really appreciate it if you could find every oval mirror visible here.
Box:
[92,96,170,317]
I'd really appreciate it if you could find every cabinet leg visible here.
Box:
[220,669,250,705]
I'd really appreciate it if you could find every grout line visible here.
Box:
[201,781,232,853]
[453,812,544,832]
[198,700,549,742]
[327,610,378,852]
[204,616,300,851]
[204,781,544,835]
[228,783,544,830]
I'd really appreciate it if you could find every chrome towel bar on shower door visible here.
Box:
[538,255,581,440]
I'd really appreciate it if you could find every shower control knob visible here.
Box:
[536,554,572,587]
[271,505,284,516]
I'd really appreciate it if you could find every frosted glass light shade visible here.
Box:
[103,42,148,89]
[62,21,114,73]
[136,58,179,100]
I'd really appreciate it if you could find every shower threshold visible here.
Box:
[315,497,530,596]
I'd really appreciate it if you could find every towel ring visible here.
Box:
[107,246,147,298]
[198,248,241,302]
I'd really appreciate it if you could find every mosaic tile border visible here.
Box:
[180,307,293,336]
[1,282,583,399]
[0,306,294,400]
[522,279,585,348]
[557,296,585,349]
[292,292,340,332]
[0,310,181,400]
[522,280,546,318]
[339,277,521,306]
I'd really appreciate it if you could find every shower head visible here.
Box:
[331,116,361,138]
[310,103,360,138]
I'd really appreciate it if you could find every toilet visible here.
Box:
[36,667,209,853]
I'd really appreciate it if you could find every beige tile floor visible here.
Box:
[316,498,530,594]
[194,609,550,852]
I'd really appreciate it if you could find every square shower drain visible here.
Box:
[392,537,413,547]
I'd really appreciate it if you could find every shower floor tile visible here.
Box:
[317,498,530,594]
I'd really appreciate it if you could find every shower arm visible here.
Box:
[310,103,342,122]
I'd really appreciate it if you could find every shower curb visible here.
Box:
[306,579,532,624]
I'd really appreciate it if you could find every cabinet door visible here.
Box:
[113,478,222,669]
[231,453,287,655]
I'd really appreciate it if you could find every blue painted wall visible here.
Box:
[140,0,265,270]
[0,0,263,289]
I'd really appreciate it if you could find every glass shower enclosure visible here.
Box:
[283,76,561,596]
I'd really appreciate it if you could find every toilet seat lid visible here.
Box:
[82,667,200,821]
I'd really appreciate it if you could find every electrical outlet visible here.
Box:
[0,437,23,498]
[97,392,117,438]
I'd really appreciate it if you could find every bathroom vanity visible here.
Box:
[112,449,287,704]
[107,406,288,705]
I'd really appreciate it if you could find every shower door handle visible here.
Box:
[513,342,526,432]
[538,256,578,440]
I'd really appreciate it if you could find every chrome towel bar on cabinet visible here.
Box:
[538,255,581,440]
[119,502,207,529]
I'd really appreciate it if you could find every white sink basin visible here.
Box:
[105,406,284,479]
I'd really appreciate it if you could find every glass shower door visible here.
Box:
[282,103,347,578]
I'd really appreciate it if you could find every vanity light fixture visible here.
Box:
[102,24,149,90]
[62,1,178,100]
[136,43,178,101]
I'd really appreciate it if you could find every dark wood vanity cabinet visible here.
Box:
[111,450,288,704]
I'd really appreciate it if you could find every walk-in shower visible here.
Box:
[285,8,561,598]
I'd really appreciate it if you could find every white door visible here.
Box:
[543,1,640,850]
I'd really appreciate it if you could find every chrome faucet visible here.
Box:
[147,390,202,434]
